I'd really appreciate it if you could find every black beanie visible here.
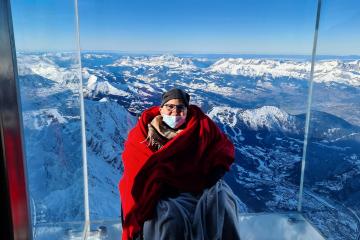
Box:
[161,88,190,107]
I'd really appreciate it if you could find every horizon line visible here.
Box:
[15,49,360,58]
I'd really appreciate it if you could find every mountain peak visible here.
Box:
[209,105,297,132]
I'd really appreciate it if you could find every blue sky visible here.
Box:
[11,0,360,55]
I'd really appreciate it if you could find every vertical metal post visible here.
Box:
[0,0,32,239]
[298,0,322,212]
[73,0,90,238]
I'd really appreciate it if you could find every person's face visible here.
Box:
[160,99,188,117]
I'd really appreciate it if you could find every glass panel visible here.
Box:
[303,0,360,239]
[78,1,318,227]
[10,0,86,238]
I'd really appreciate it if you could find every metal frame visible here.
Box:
[298,0,322,212]
[74,0,91,238]
[0,0,32,239]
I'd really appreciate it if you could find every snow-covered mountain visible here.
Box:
[82,53,360,87]
[84,73,130,99]
[84,99,136,220]
[209,105,360,240]
[17,52,360,240]
[207,58,360,86]
[110,54,198,72]
[209,105,299,132]
[17,52,81,90]
[80,54,360,127]
[207,58,310,80]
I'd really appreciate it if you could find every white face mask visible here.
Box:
[161,114,186,129]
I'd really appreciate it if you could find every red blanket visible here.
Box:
[119,105,234,240]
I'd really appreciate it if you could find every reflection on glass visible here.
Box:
[303,0,360,239]
[10,0,85,237]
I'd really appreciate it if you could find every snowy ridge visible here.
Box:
[111,54,360,86]
[314,60,360,86]
[82,67,130,98]
[240,106,297,131]
[83,53,112,59]
[207,58,309,80]
[22,108,69,130]
[85,74,130,97]
[110,54,197,71]
[23,115,85,222]
[17,53,81,93]
[209,105,298,132]
[17,53,79,83]
[207,58,360,86]
[84,99,136,219]
[17,53,360,88]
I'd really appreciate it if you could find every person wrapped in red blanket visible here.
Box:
[119,88,242,240]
